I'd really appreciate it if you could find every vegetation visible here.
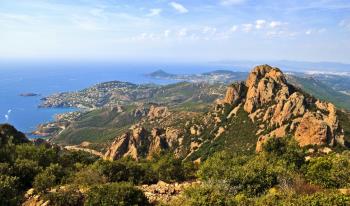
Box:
[2,117,350,206]
[85,183,149,206]
[0,125,198,205]
[168,136,350,205]
[190,107,258,161]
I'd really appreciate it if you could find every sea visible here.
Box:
[0,61,241,135]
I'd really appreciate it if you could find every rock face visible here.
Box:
[148,105,170,120]
[220,65,345,151]
[104,124,182,160]
[223,82,246,106]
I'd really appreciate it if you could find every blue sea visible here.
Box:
[0,61,240,135]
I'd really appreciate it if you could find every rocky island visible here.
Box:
[20,92,40,97]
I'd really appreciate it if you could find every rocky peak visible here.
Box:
[219,65,345,151]
[244,65,290,114]
[246,65,286,89]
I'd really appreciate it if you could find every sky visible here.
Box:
[0,0,350,63]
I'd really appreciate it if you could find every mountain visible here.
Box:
[104,65,350,161]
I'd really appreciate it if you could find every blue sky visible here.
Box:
[0,0,349,63]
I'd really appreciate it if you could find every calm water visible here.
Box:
[0,61,235,134]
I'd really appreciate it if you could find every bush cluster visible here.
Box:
[178,137,350,206]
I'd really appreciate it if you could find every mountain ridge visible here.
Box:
[104,65,349,161]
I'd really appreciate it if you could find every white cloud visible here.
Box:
[339,20,350,30]
[220,0,246,6]
[230,25,238,32]
[163,30,171,37]
[147,8,162,17]
[177,28,188,37]
[269,21,283,28]
[0,13,40,25]
[71,15,103,31]
[202,26,217,35]
[255,19,266,29]
[266,30,297,38]
[89,8,104,17]
[305,28,326,35]
[242,23,253,32]
[170,2,189,13]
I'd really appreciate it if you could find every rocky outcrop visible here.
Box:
[138,180,201,204]
[104,124,182,160]
[223,82,246,106]
[104,126,150,160]
[218,65,346,151]
[294,112,330,146]
[148,105,170,120]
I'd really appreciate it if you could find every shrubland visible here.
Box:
[2,123,350,205]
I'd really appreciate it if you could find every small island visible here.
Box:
[19,93,40,97]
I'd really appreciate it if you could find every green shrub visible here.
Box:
[262,137,306,171]
[178,183,237,206]
[59,150,99,168]
[15,144,59,167]
[0,175,19,206]
[151,153,195,183]
[33,164,65,192]
[0,163,12,175]
[294,192,350,206]
[94,159,156,184]
[198,151,277,196]
[68,167,106,186]
[197,151,250,181]
[44,185,84,206]
[306,153,350,188]
[12,159,41,188]
[85,182,150,206]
